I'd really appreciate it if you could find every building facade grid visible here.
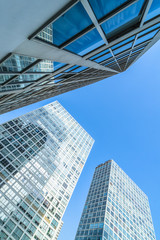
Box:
[0,0,160,114]
[75,160,156,240]
[0,101,94,240]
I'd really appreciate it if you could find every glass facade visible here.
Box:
[0,101,94,240]
[75,160,156,240]
[0,0,160,114]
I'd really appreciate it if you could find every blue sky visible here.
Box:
[1,40,160,239]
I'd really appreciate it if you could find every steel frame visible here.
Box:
[0,0,160,114]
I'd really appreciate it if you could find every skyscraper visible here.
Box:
[0,0,160,114]
[0,101,94,240]
[75,160,156,240]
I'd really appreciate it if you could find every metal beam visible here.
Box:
[81,0,108,45]
[14,39,118,73]
[0,53,12,64]
[84,16,160,60]
[32,0,137,51]
[139,0,153,27]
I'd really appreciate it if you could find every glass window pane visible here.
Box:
[64,65,79,72]
[37,2,92,46]
[111,36,135,50]
[28,60,53,73]
[12,227,23,240]
[0,83,31,92]
[4,219,16,233]
[132,45,146,54]
[89,0,128,20]
[89,49,109,60]
[53,73,63,79]
[138,23,160,37]
[37,24,53,43]
[101,0,145,38]
[27,61,65,73]
[0,55,36,72]
[10,75,44,83]
[103,59,116,66]
[0,75,13,84]
[28,61,65,73]
[135,29,159,46]
[113,42,133,55]
[116,52,130,61]
[72,66,87,73]
[0,231,8,240]
[65,28,104,56]
[145,0,160,22]
[54,62,66,71]
[21,234,31,240]
[95,52,112,63]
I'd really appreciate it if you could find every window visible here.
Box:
[94,52,112,63]
[33,215,41,226]
[37,2,92,46]
[19,217,30,229]
[145,0,160,22]
[4,220,16,233]
[101,0,145,39]
[72,66,88,73]
[89,0,128,20]
[27,224,36,236]
[12,227,23,240]
[21,234,31,240]
[65,28,104,56]
[135,29,159,46]
[0,54,36,72]
[51,218,58,229]
[113,42,133,55]
[47,228,55,238]
[0,231,8,240]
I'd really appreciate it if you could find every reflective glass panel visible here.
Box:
[101,0,145,38]
[53,78,63,84]
[27,60,53,73]
[65,29,104,56]
[89,0,128,20]
[0,75,13,84]
[37,24,53,43]
[135,29,159,45]
[89,49,109,60]
[0,83,31,92]
[72,66,88,73]
[64,66,79,72]
[10,75,44,83]
[103,59,116,66]
[95,52,112,63]
[113,42,133,55]
[138,23,160,37]
[111,36,135,50]
[145,0,160,22]
[132,45,146,54]
[52,73,63,79]
[116,52,130,61]
[28,61,66,73]
[54,62,66,71]
[37,2,92,46]
[0,55,36,72]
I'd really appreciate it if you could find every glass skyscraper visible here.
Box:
[0,0,160,114]
[0,101,94,240]
[75,160,156,240]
